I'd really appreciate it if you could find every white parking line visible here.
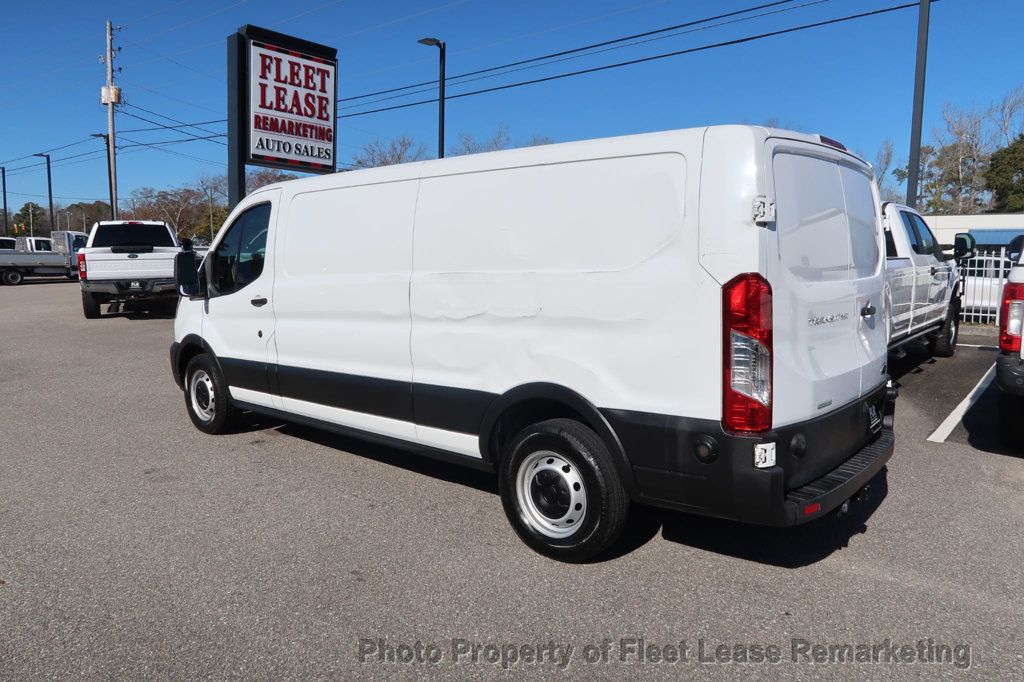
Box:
[958,343,998,349]
[926,364,997,443]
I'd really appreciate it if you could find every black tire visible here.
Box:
[499,418,629,562]
[2,269,24,286]
[929,297,960,358]
[999,392,1024,449]
[183,353,238,434]
[81,291,101,319]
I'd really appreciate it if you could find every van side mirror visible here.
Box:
[180,237,194,252]
[174,251,204,298]
[1008,235,1024,262]
[953,233,977,260]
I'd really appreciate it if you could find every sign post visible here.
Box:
[227,25,338,209]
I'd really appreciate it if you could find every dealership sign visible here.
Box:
[249,41,336,169]
[228,25,338,188]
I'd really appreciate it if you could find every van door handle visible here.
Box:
[250,296,268,307]
[860,303,876,317]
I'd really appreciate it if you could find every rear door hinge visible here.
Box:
[753,196,776,226]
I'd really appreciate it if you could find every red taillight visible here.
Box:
[77,251,87,280]
[723,273,773,433]
[999,282,1024,353]
[803,502,822,516]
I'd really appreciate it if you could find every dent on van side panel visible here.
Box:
[410,150,718,421]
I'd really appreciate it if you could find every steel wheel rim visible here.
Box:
[515,450,587,539]
[189,369,216,422]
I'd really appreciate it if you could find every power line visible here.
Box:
[120,105,227,145]
[0,138,97,167]
[120,118,227,133]
[340,0,832,113]
[339,0,797,104]
[4,148,108,175]
[118,135,224,166]
[119,134,226,149]
[340,1,928,120]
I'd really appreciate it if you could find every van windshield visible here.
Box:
[92,224,175,248]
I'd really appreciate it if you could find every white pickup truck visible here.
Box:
[883,203,974,357]
[78,221,183,318]
[0,232,90,285]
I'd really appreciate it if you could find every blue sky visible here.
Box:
[1,0,1020,210]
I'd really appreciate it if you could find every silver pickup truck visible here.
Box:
[0,232,89,285]
[78,221,183,318]
[883,203,974,357]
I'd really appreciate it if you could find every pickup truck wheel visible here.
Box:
[999,393,1024,449]
[929,300,959,358]
[81,292,101,319]
[2,269,23,286]
[499,418,629,562]
[184,354,238,434]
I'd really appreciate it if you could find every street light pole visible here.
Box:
[33,153,54,232]
[906,0,931,209]
[418,37,446,159]
[92,133,116,219]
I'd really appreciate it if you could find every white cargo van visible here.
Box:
[171,126,896,561]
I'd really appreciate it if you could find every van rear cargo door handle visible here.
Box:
[860,303,876,317]
[250,296,268,307]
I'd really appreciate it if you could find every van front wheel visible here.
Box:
[499,418,629,562]
[184,353,238,434]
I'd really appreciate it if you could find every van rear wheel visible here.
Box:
[499,418,628,562]
[183,353,238,434]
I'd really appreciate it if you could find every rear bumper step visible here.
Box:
[783,427,894,524]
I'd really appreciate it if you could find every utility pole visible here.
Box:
[1,166,7,236]
[103,20,120,219]
[906,0,930,209]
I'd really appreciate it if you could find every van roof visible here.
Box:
[253,125,868,195]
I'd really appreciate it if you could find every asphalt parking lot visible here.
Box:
[2,280,1023,678]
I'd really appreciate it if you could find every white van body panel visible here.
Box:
[272,166,423,440]
[411,131,713,421]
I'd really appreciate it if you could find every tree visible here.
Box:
[988,85,1024,148]
[246,168,297,192]
[12,202,48,235]
[449,124,557,157]
[450,124,513,156]
[874,139,901,203]
[352,135,426,168]
[986,134,1024,212]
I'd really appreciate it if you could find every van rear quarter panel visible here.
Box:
[411,131,720,420]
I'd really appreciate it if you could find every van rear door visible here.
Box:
[766,139,886,427]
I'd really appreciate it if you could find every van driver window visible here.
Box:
[209,203,271,296]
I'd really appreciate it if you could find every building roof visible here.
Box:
[968,228,1024,246]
